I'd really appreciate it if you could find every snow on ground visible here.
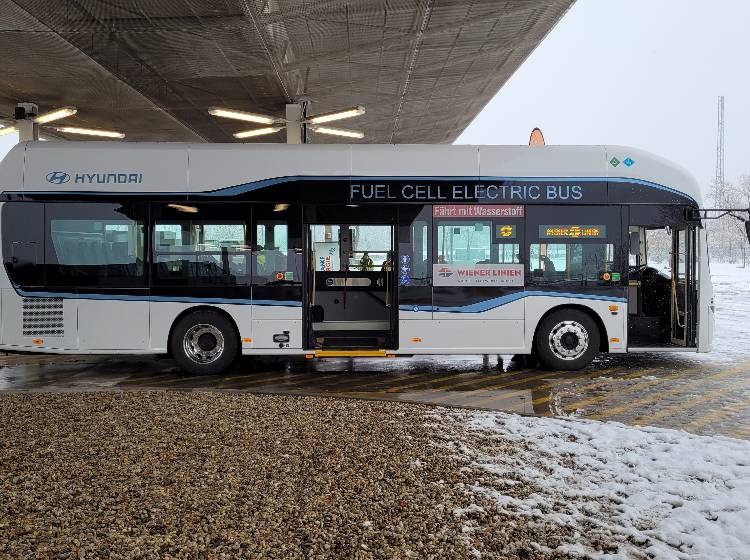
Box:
[707,262,750,359]
[434,409,750,560]
[425,262,750,559]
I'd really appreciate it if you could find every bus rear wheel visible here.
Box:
[535,309,600,371]
[171,310,239,375]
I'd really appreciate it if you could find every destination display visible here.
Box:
[432,264,525,287]
[349,181,607,204]
[495,224,517,239]
[539,225,606,238]
[433,204,524,218]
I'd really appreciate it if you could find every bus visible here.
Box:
[0,142,713,374]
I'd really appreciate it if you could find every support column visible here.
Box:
[285,103,304,144]
[16,119,38,142]
[15,102,39,142]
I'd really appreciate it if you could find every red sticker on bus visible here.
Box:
[432,205,524,218]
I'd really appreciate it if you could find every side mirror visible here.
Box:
[629,231,640,256]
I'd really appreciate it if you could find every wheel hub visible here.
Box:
[183,324,225,364]
[197,333,217,351]
[549,320,589,360]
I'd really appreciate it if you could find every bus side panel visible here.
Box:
[406,300,526,353]
[78,299,149,351]
[523,296,627,354]
[1,289,78,350]
[251,303,303,350]
[149,301,253,354]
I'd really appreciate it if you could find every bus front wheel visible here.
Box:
[535,309,600,371]
[170,310,239,375]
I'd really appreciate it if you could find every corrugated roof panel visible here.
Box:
[0,0,575,143]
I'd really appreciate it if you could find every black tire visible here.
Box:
[170,310,240,375]
[535,309,600,371]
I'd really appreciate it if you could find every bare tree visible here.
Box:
[705,177,750,263]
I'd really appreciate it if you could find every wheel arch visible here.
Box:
[167,305,241,357]
[532,303,609,353]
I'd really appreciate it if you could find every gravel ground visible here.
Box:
[0,392,584,559]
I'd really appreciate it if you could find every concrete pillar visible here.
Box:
[16,120,38,142]
[285,103,304,144]
[15,102,39,142]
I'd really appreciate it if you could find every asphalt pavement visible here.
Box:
[1,350,748,440]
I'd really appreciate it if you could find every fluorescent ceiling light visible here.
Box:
[167,204,199,213]
[306,105,365,124]
[34,106,77,124]
[313,126,364,139]
[234,126,283,139]
[0,126,17,137]
[209,107,277,125]
[57,126,125,139]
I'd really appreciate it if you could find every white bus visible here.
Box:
[0,142,713,374]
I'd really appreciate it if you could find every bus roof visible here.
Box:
[0,142,703,205]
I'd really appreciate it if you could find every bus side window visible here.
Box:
[46,202,146,288]
[252,204,302,285]
[436,221,492,264]
[529,242,614,282]
[1,202,44,287]
[153,204,251,286]
[397,206,432,287]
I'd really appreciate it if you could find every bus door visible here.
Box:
[305,213,397,350]
[671,226,696,346]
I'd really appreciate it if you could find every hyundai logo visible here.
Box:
[46,171,70,184]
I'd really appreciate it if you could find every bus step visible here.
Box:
[321,336,381,349]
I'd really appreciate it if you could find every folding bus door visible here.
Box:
[431,204,526,352]
[671,226,697,346]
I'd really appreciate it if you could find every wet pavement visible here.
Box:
[1,349,749,440]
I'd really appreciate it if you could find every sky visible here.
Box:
[1,0,748,196]
[456,0,750,194]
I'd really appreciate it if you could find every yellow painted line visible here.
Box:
[273,372,353,389]
[467,366,628,409]
[429,365,622,407]
[381,370,491,393]
[727,425,750,439]
[530,366,663,407]
[563,364,708,412]
[424,369,532,402]
[584,364,750,420]
[632,377,750,425]
[220,371,311,386]
[683,397,750,431]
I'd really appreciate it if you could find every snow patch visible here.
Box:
[436,409,750,560]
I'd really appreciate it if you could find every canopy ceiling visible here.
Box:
[0,0,574,143]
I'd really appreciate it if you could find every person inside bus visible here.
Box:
[262,242,286,278]
[541,255,556,275]
[381,251,393,272]
[359,251,374,271]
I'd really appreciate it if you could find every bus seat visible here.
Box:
[311,305,324,323]
[110,241,129,262]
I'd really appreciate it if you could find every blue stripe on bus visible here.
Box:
[204,175,695,203]
[13,288,302,307]
[400,291,626,313]
[16,287,623,312]
[7,175,696,204]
